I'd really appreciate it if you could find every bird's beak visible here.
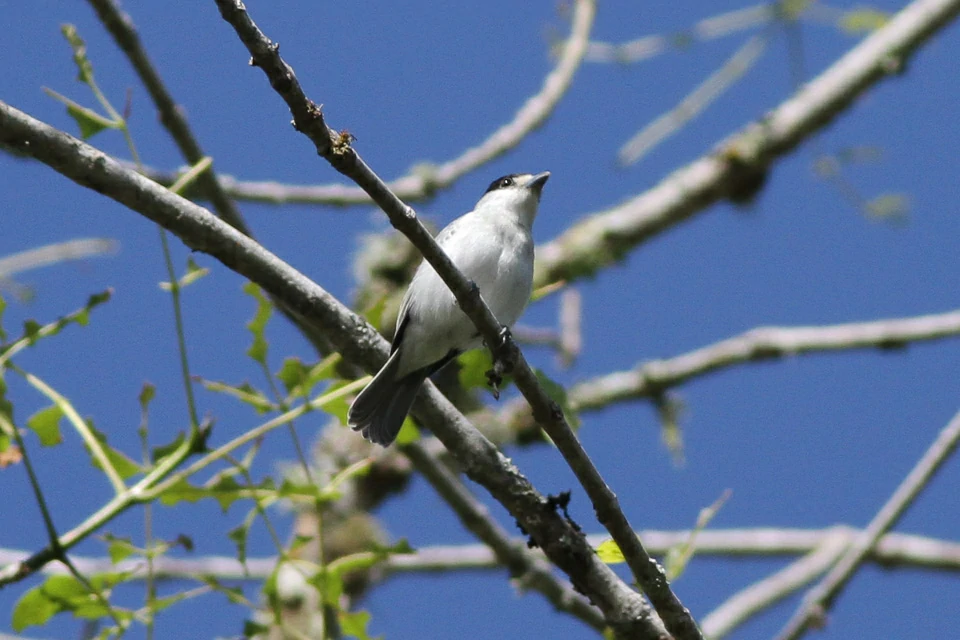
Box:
[524,171,551,194]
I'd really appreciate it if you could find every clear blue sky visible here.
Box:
[1,1,959,638]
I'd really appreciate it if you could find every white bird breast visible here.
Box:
[395,210,535,378]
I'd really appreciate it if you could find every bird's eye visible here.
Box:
[500,178,513,188]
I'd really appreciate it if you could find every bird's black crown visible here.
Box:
[484,173,524,195]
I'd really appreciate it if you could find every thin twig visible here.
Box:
[618,31,771,165]
[534,0,960,288]
[775,409,960,640]
[584,4,775,63]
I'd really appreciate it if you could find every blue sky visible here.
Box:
[1,1,959,638]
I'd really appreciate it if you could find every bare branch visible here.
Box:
[5,526,956,579]
[701,535,848,640]
[0,238,117,277]
[534,0,960,288]
[775,409,960,640]
[584,4,775,63]
[618,31,770,165]
[569,308,960,411]
[0,101,657,639]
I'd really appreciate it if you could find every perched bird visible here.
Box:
[349,172,550,446]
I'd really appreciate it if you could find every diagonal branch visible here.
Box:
[210,2,701,637]
[775,409,960,640]
[534,0,960,288]
[0,101,660,639]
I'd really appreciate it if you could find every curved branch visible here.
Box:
[534,0,960,288]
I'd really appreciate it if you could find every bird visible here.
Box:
[348,171,550,446]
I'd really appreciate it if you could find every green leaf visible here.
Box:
[197,378,275,414]
[394,419,420,445]
[61,24,95,84]
[320,381,352,425]
[361,295,388,332]
[105,536,136,565]
[276,357,311,395]
[27,404,64,446]
[457,350,494,390]
[243,282,273,366]
[595,539,626,564]
[244,620,271,636]
[152,430,186,463]
[0,293,7,341]
[159,257,210,291]
[839,8,889,34]
[308,569,344,607]
[138,382,156,412]
[654,393,686,467]
[534,369,581,430]
[12,585,60,631]
[23,319,42,345]
[339,609,376,640]
[86,421,142,479]
[229,522,251,566]
[865,193,909,223]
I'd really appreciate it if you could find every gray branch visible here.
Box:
[533,0,960,288]
[569,308,960,411]
[775,409,960,640]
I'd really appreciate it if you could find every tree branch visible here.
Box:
[533,0,960,288]
[568,308,960,411]
[210,2,701,637]
[5,526,956,579]
[0,100,659,639]
[775,409,960,640]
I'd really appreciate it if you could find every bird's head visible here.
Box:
[475,171,550,228]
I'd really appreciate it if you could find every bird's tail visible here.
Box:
[348,350,426,446]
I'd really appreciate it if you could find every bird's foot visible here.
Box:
[485,327,514,401]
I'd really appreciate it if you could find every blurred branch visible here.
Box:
[568,308,960,411]
[6,525,957,579]
[99,0,595,208]
[618,31,770,165]
[211,2,700,637]
[701,534,849,640]
[776,409,960,640]
[0,238,117,278]
[583,4,775,63]
[534,0,960,288]
[0,102,661,640]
